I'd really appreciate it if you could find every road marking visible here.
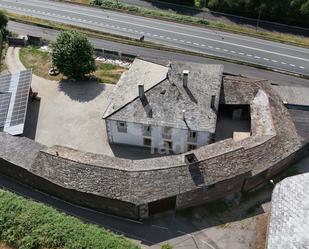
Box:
[223,49,228,52]
[231,50,236,53]
[151,225,169,230]
[208,46,213,49]
[3,2,308,63]
[194,43,199,45]
[264,58,270,61]
[290,64,296,67]
[15,0,309,55]
[299,66,305,69]
[216,47,221,50]
[238,52,244,55]
[281,62,287,64]
[246,54,252,57]
[271,60,278,62]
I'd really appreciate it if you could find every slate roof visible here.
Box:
[103,59,223,132]
[267,173,309,249]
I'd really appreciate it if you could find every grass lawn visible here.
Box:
[95,62,127,84]
[20,46,127,83]
[0,189,140,249]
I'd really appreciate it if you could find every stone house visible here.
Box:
[103,59,223,154]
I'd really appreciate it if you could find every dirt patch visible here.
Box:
[254,213,269,249]
[0,242,13,249]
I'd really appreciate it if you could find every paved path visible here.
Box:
[6,46,115,155]
[1,0,309,75]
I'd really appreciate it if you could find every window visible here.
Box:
[117,121,127,133]
[188,130,198,142]
[143,138,152,146]
[162,127,172,139]
[143,125,151,137]
[164,140,173,150]
[187,144,197,151]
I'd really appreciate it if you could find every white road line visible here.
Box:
[2,2,308,62]
[290,64,296,67]
[271,60,278,62]
[194,43,199,45]
[281,62,287,64]
[151,225,169,230]
[231,51,236,53]
[299,66,305,69]
[246,54,252,57]
[208,46,213,49]
[238,52,244,55]
[264,58,270,61]
[216,47,221,50]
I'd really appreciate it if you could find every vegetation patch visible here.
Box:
[20,46,126,83]
[0,189,140,249]
[94,62,127,84]
[20,46,63,81]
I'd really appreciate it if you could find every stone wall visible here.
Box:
[0,76,304,219]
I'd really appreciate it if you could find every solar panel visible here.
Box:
[0,93,11,127]
[0,70,32,135]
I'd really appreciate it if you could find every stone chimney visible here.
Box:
[183,70,189,88]
[138,84,145,99]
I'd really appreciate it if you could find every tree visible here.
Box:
[51,31,96,79]
[0,10,8,36]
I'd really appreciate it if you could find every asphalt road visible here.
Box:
[119,0,309,37]
[1,0,309,75]
[7,21,309,88]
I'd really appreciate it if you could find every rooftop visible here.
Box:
[267,173,309,249]
[103,59,223,132]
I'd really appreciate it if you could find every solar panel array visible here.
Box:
[0,93,11,127]
[0,70,32,135]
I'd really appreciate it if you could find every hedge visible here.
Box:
[0,189,140,249]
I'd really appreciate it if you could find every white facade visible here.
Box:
[105,119,210,154]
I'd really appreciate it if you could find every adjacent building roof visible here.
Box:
[0,70,32,135]
[267,173,309,249]
[103,59,223,132]
[272,85,309,106]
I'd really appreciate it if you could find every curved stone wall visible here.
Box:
[0,76,303,219]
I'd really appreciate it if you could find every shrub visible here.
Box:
[161,243,173,249]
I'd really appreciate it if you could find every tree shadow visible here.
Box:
[58,79,106,103]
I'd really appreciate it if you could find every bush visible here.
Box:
[0,10,8,37]
[51,31,96,79]
[0,189,140,249]
[161,243,173,249]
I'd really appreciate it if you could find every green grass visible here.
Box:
[0,189,140,249]
[20,46,127,83]
[95,61,127,84]
[20,46,63,81]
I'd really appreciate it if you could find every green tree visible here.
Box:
[0,10,8,36]
[51,31,96,79]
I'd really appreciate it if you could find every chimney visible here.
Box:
[183,70,189,88]
[211,95,216,109]
[138,84,144,99]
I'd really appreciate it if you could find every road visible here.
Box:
[8,21,309,87]
[119,0,309,37]
[1,0,309,75]
[7,21,309,88]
